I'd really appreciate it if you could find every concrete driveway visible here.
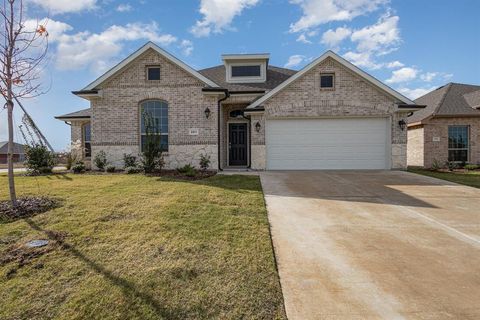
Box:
[261,171,480,320]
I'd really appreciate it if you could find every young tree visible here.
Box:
[0,0,49,206]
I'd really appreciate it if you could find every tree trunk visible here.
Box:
[7,99,17,207]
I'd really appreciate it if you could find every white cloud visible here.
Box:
[343,51,381,69]
[386,60,404,68]
[297,34,312,44]
[420,72,437,82]
[284,55,306,68]
[29,0,97,14]
[179,40,194,56]
[386,67,418,84]
[289,0,387,33]
[51,22,177,72]
[116,4,132,12]
[190,0,260,37]
[397,86,437,100]
[321,26,351,47]
[350,14,400,54]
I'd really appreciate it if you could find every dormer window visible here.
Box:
[147,66,161,81]
[222,53,269,84]
[231,65,261,77]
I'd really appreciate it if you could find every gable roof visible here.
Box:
[409,83,480,124]
[246,50,415,109]
[81,42,219,91]
[55,108,91,120]
[0,141,26,154]
[199,65,296,93]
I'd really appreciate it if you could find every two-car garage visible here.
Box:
[265,118,391,170]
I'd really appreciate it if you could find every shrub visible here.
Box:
[24,144,55,175]
[123,153,137,168]
[430,159,441,171]
[106,165,116,173]
[71,162,86,174]
[464,164,479,171]
[199,154,211,171]
[94,150,108,171]
[65,152,77,170]
[140,113,164,173]
[177,164,197,177]
[125,166,141,174]
[446,161,457,171]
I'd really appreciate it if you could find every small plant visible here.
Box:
[140,112,164,173]
[106,165,116,173]
[446,161,457,171]
[24,143,55,175]
[430,159,441,171]
[177,164,197,177]
[199,154,211,172]
[123,153,137,168]
[94,150,108,171]
[125,166,141,174]
[71,161,86,174]
[464,164,479,171]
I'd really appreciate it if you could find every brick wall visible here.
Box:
[253,57,408,169]
[422,117,480,168]
[89,48,218,169]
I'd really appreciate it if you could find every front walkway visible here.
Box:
[261,171,480,319]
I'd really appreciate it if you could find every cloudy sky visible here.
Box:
[1,0,479,150]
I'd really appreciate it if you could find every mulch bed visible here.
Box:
[147,170,217,181]
[0,197,60,222]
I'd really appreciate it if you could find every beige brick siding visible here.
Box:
[89,48,218,169]
[422,117,480,168]
[407,126,424,167]
[254,57,408,169]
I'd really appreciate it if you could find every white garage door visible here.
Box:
[266,118,390,170]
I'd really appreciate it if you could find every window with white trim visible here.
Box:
[83,123,91,158]
[448,125,469,162]
[140,101,168,152]
[231,65,261,77]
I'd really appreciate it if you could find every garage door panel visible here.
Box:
[266,118,389,170]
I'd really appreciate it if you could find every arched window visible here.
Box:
[140,100,168,152]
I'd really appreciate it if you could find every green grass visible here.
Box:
[408,168,480,189]
[0,173,285,319]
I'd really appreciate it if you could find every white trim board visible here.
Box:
[246,50,415,109]
[83,42,219,90]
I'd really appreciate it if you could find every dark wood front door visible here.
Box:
[229,123,248,166]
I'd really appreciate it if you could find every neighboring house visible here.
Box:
[407,83,480,168]
[56,41,422,171]
[0,141,26,164]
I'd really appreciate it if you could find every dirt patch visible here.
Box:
[149,170,216,181]
[1,230,68,278]
[0,197,60,222]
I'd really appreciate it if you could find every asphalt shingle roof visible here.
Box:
[55,108,91,119]
[409,83,480,124]
[198,65,297,92]
[0,141,26,154]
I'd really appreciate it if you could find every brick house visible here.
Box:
[56,42,422,171]
[407,83,480,168]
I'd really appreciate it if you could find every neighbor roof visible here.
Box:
[199,65,296,92]
[246,50,416,109]
[0,141,26,154]
[79,42,219,92]
[408,83,480,124]
[55,108,91,120]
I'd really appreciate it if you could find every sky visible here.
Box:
[1,0,479,150]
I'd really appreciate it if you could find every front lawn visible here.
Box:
[408,168,480,189]
[0,174,285,319]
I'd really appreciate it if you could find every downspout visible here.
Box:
[217,89,230,171]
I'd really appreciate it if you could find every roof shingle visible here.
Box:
[55,108,91,120]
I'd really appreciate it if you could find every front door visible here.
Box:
[229,123,248,166]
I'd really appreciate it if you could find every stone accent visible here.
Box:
[166,144,218,169]
[86,48,218,169]
[421,117,480,168]
[407,126,424,167]
[70,120,89,161]
[251,145,266,170]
